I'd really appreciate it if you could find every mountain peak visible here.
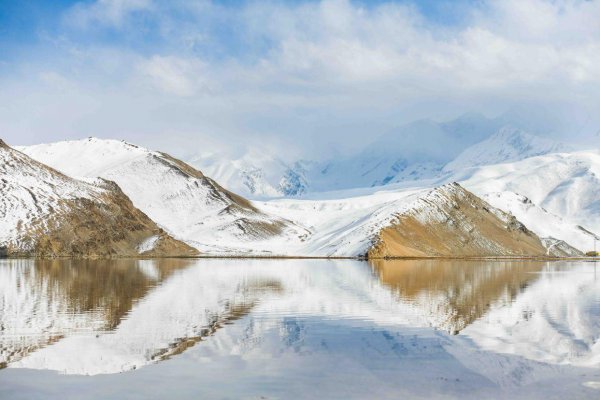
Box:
[443,126,569,172]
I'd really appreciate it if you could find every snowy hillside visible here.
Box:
[448,150,600,252]
[21,138,439,256]
[18,138,551,257]
[256,183,547,257]
[0,139,194,257]
[21,136,599,257]
[367,183,546,258]
[19,138,302,255]
[444,127,569,172]
[481,192,592,254]
[17,139,435,256]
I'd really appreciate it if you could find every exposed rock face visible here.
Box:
[0,139,198,258]
[367,183,547,258]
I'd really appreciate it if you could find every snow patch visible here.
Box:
[138,235,160,254]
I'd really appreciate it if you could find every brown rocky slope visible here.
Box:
[367,183,547,258]
[0,139,198,258]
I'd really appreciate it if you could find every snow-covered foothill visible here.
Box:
[18,137,599,257]
[1,139,196,257]
[481,191,594,254]
[450,150,600,251]
[19,138,303,255]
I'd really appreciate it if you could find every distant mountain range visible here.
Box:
[185,113,571,198]
[443,126,570,172]
[2,111,598,258]
[7,136,550,258]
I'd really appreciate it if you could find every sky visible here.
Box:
[1,0,599,159]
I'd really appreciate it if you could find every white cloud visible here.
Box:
[2,0,600,157]
[253,0,600,90]
[137,55,209,96]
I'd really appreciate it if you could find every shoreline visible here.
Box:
[1,255,598,261]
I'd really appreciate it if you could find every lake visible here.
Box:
[1,258,599,399]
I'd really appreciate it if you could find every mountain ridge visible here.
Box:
[444,126,570,172]
[183,116,569,198]
[15,137,595,257]
[0,140,197,258]
[18,138,304,255]
[368,183,547,258]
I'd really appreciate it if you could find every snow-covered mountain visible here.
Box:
[187,147,442,198]
[481,192,591,254]
[254,182,548,257]
[187,150,287,198]
[19,134,599,257]
[19,138,302,255]
[183,113,504,198]
[448,150,600,252]
[318,113,501,190]
[366,183,546,258]
[185,114,568,199]
[444,127,569,172]
[17,138,552,257]
[0,139,195,257]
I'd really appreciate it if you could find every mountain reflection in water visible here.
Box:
[0,258,599,399]
[371,259,544,334]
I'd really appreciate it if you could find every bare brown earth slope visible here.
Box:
[0,139,198,258]
[368,183,547,258]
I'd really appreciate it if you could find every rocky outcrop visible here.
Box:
[367,183,547,258]
[0,139,198,258]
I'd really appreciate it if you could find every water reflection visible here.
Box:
[463,262,600,367]
[0,259,192,368]
[371,259,545,334]
[0,258,599,398]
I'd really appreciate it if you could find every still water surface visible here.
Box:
[0,258,599,399]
